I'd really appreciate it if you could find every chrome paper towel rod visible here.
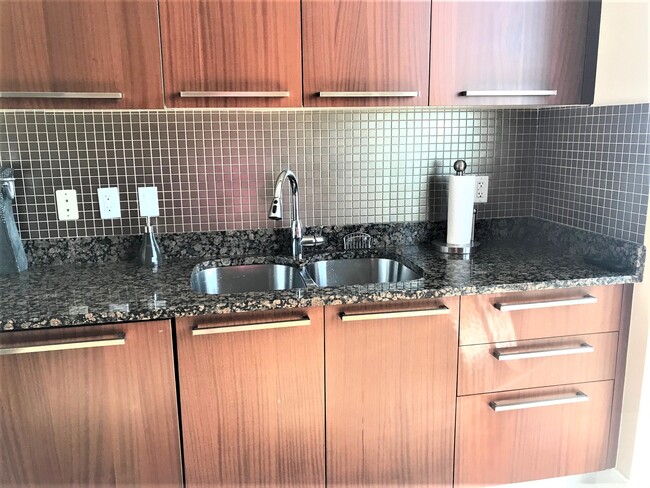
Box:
[432,160,480,256]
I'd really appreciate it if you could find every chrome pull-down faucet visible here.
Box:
[268,169,324,263]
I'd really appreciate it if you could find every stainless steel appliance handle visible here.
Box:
[192,317,311,336]
[0,334,126,355]
[180,91,290,98]
[460,90,557,97]
[492,342,594,361]
[339,306,450,322]
[318,91,419,98]
[489,391,589,412]
[493,295,597,312]
[0,91,123,99]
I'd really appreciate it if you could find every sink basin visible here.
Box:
[305,258,422,287]
[191,264,306,294]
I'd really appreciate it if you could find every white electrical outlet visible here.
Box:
[475,176,489,203]
[97,187,121,219]
[55,189,79,221]
[138,186,160,217]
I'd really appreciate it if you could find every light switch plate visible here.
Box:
[55,189,79,221]
[138,186,160,217]
[475,176,489,203]
[97,187,121,219]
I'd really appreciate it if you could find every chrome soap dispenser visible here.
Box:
[0,167,28,275]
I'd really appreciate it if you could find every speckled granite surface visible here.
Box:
[1,234,643,331]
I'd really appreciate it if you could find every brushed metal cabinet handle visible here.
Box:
[494,294,597,312]
[460,90,557,97]
[192,317,311,336]
[492,342,594,361]
[180,91,290,98]
[489,391,589,412]
[318,91,419,98]
[0,334,126,356]
[339,306,450,322]
[0,91,123,99]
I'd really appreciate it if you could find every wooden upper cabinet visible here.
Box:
[0,321,182,487]
[0,0,163,109]
[302,0,432,107]
[159,0,302,108]
[430,1,599,106]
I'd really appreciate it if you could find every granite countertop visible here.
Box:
[0,237,642,331]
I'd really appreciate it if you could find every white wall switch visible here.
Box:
[55,189,79,221]
[475,176,490,203]
[138,186,160,217]
[97,187,121,219]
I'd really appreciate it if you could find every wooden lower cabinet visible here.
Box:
[455,380,614,486]
[325,298,459,487]
[175,307,325,487]
[0,321,182,487]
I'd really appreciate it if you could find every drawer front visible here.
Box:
[458,332,618,396]
[460,285,623,346]
[455,380,613,486]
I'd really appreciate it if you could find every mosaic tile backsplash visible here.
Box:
[0,108,536,240]
[534,104,650,244]
[0,104,648,244]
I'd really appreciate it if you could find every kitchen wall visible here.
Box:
[0,103,648,244]
[0,108,536,239]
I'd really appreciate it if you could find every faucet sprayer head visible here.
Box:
[268,169,297,220]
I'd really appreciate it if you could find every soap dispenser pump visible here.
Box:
[137,216,164,268]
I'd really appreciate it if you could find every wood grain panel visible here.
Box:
[455,380,613,486]
[430,1,592,106]
[175,307,325,487]
[459,285,623,346]
[0,321,182,487]
[302,0,431,107]
[0,0,163,109]
[160,0,302,108]
[458,332,618,396]
[326,298,458,486]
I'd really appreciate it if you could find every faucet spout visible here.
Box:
[268,169,323,264]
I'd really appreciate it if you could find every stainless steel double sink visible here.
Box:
[191,258,422,295]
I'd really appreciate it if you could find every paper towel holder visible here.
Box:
[432,160,480,256]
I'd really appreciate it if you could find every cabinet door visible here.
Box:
[326,298,458,487]
[430,1,598,106]
[302,0,431,107]
[0,321,182,487]
[160,0,302,108]
[176,308,325,487]
[0,0,163,109]
[455,381,613,485]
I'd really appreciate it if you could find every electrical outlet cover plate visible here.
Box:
[475,176,489,203]
[97,187,121,219]
[138,186,160,217]
[55,189,79,221]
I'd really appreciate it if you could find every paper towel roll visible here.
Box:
[446,175,476,245]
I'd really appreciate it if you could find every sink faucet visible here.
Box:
[268,169,324,263]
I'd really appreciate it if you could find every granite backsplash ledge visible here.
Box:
[21,217,645,279]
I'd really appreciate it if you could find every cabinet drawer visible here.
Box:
[455,380,613,486]
[460,285,623,345]
[458,332,618,396]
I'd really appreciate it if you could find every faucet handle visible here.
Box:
[302,235,325,247]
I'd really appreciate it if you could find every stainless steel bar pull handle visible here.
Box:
[494,294,597,312]
[490,391,589,412]
[492,342,594,361]
[0,334,126,356]
[0,91,123,99]
[192,317,311,336]
[340,306,450,322]
[318,91,419,98]
[180,91,290,98]
[460,90,557,97]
